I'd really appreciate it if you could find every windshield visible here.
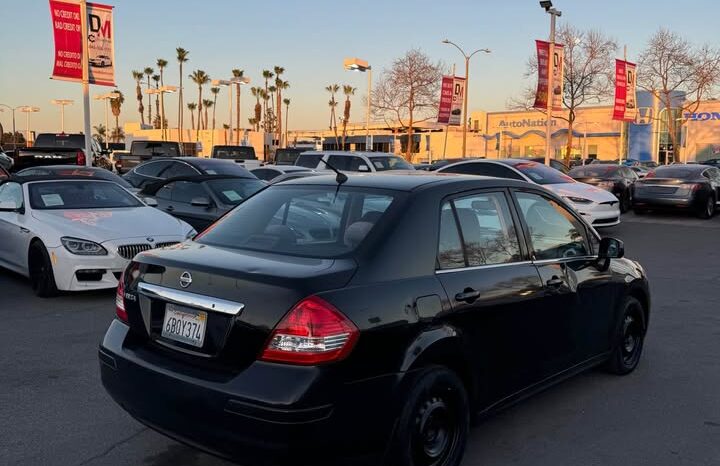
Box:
[369,156,415,171]
[206,178,266,205]
[29,181,143,210]
[569,165,619,178]
[196,185,401,258]
[213,146,256,160]
[131,142,179,157]
[510,161,575,185]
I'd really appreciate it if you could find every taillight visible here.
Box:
[76,150,86,166]
[115,270,128,322]
[260,296,359,365]
[645,171,655,178]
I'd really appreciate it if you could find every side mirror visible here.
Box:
[598,237,624,259]
[191,196,212,208]
[0,200,21,212]
[143,197,158,207]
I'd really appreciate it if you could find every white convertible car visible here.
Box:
[0,177,196,296]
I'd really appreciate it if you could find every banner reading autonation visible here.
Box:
[49,0,116,86]
[533,40,564,112]
[613,59,637,121]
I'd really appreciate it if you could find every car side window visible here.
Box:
[515,192,589,260]
[155,182,173,200]
[171,181,209,204]
[444,163,524,180]
[0,182,23,209]
[437,192,522,269]
[437,203,465,269]
[135,161,171,177]
[160,162,199,179]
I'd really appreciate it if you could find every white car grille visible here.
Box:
[117,242,179,260]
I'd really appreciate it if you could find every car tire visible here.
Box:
[604,296,646,375]
[29,241,59,298]
[385,366,469,466]
[620,190,632,213]
[697,195,715,219]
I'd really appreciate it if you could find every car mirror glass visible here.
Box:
[598,237,624,259]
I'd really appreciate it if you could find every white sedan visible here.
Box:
[438,159,621,227]
[0,177,196,296]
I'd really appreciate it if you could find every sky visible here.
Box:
[1,0,719,135]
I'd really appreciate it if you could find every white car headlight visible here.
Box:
[564,196,593,204]
[61,237,108,255]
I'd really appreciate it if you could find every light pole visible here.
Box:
[540,1,562,166]
[213,77,251,146]
[94,92,120,150]
[0,104,20,147]
[18,106,40,147]
[441,40,491,158]
[146,86,177,141]
[51,99,74,133]
[344,58,372,150]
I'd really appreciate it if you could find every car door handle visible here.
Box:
[546,276,564,288]
[19,227,30,233]
[455,288,481,304]
[165,205,174,212]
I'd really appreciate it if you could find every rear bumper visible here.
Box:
[99,320,400,463]
[632,196,694,209]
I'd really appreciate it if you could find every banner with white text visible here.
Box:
[533,40,564,112]
[613,59,637,121]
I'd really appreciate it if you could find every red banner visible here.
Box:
[613,59,637,121]
[437,76,454,124]
[50,0,83,82]
[533,40,564,112]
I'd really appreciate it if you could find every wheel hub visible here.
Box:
[413,395,456,465]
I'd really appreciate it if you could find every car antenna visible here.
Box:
[320,159,348,185]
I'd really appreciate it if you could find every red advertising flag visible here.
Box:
[49,0,83,82]
[437,75,454,124]
[613,59,637,121]
[534,40,564,112]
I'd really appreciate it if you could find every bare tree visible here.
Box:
[371,49,443,160]
[638,29,720,163]
[510,26,617,164]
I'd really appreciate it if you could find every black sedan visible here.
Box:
[633,164,720,218]
[568,164,638,212]
[123,157,254,189]
[101,173,650,466]
[140,175,266,231]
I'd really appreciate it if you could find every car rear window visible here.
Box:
[196,185,401,258]
[651,167,701,180]
[34,134,85,148]
[28,181,142,210]
[295,153,323,168]
[369,156,415,171]
[213,146,256,160]
[510,161,575,185]
[275,148,306,165]
[569,165,619,178]
[131,142,180,156]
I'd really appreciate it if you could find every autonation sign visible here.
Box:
[685,112,720,121]
[497,118,558,129]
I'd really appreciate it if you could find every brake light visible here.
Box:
[76,150,86,166]
[260,296,359,365]
[645,171,655,178]
[115,270,128,322]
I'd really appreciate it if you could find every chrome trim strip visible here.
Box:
[436,261,534,274]
[532,256,598,265]
[138,282,244,315]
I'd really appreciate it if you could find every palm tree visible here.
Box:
[132,70,145,125]
[111,127,125,142]
[189,69,210,139]
[187,102,197,130]
[261,70,274,127]
[144,67,154,124]
[110,91,124,142]
[251,87,262,131]
[152,74,161,128]
[341,85,356,150]
[210,86,220,131]
[261,89,272,132]
[283,98,290,148]
[222,123,230,144]
[326,84,340,147]
[93,124,107,144]
[156,58,168,131]
[176,47,190,143]
[231,68,244,144]
[273,66,285,147]
[202,99,213,131]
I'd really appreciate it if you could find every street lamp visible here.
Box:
[0,104,21,147]
[213,77,251,146]
[51,99,74,133]
[94,92,120,150]
[441,40,491,158]
[539,0,562,166]
[146,86,177,141]
[18,106,40,147]
[344,58,372,150]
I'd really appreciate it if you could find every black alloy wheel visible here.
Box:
[29,242,59,298]
[387,366,469,466]
[698,195,715,219]
[605,296,646,375]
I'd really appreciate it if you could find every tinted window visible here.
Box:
[213,146,256,160]
[196,186,399,258]
[34,134,85,148]
[130,141,180,157]
[437,203,465,269]
[191,158,253,176]
[171,181,208,204]
[0,182,23,208]
[275,148,305,165]
[161,162,199,178]
[252,168,281,181]
[516,192,588,260]
[444,162,525,180]
[368,156,414,171]
[327,155,370,172]
[28,181,142,210]
[651,167,702,180]
[569,165,619,178]
[295,153,323,168]
[135,161,171,177]
[155,183,173,200]
[206,178,266,205]
[510,161,575,185]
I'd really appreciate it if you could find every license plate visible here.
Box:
[161,304,207,348]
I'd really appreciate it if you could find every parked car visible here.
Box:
[0,147,14,171]
[631,166,651,178]
[101,173,649,466]
[115,140,182,174]
[568,164,638,213]
[698,158,720,168]
[89,54,112,67]
[0,176,195,297]
[15,165,135,191]
[633,164,720,218]
[140,175,266,231]
[250,165,312,181]
[274,147,308,165]
[123,157,256,189]
[211,145,257,162]
[295,151,415,172]
[14,133,109,171]
[438,159,622,227]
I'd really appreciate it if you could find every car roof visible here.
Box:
[140,174,262,194]
[654,164,710,174]
[5,175,117,184]
[298,151,398,157]
[275,172,534,192]
[255,165,310,172]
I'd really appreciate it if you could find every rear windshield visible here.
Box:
[295,153,323,168]
[131,141,180,157]
[34,134,84,148]
[206,178,266,205]
[29,181,142,210]
[369,156,415,171]
[196,185,401,258]
[275,149,306,164]
[213,146,256,160]
[510,161,575,185]
[651,167,702,180]
[569,165,619,178]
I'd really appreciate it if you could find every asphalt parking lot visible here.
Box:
[2,213,720,466]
